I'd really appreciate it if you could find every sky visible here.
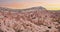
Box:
[0,0,60,10]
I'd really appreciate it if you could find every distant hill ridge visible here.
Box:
[0,6,47,12]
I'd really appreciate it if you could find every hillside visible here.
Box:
[0,6,60,32]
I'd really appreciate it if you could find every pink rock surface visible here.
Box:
[0,7,60,32]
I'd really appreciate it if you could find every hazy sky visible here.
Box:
[0,0,60,10]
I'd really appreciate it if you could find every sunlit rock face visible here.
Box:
[0,6,60,32]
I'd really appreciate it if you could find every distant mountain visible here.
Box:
[0,7,13,11]
[0,6,47,12]
[0,6,60,13]
[0,7,22,12]
[24,6,46,10]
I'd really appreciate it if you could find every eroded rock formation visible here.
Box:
[0,6,60,32]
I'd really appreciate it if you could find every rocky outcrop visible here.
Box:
[0,6,60,32]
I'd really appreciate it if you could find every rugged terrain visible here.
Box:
[0,6,60,32]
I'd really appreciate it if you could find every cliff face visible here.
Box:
[0,6,60,32]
